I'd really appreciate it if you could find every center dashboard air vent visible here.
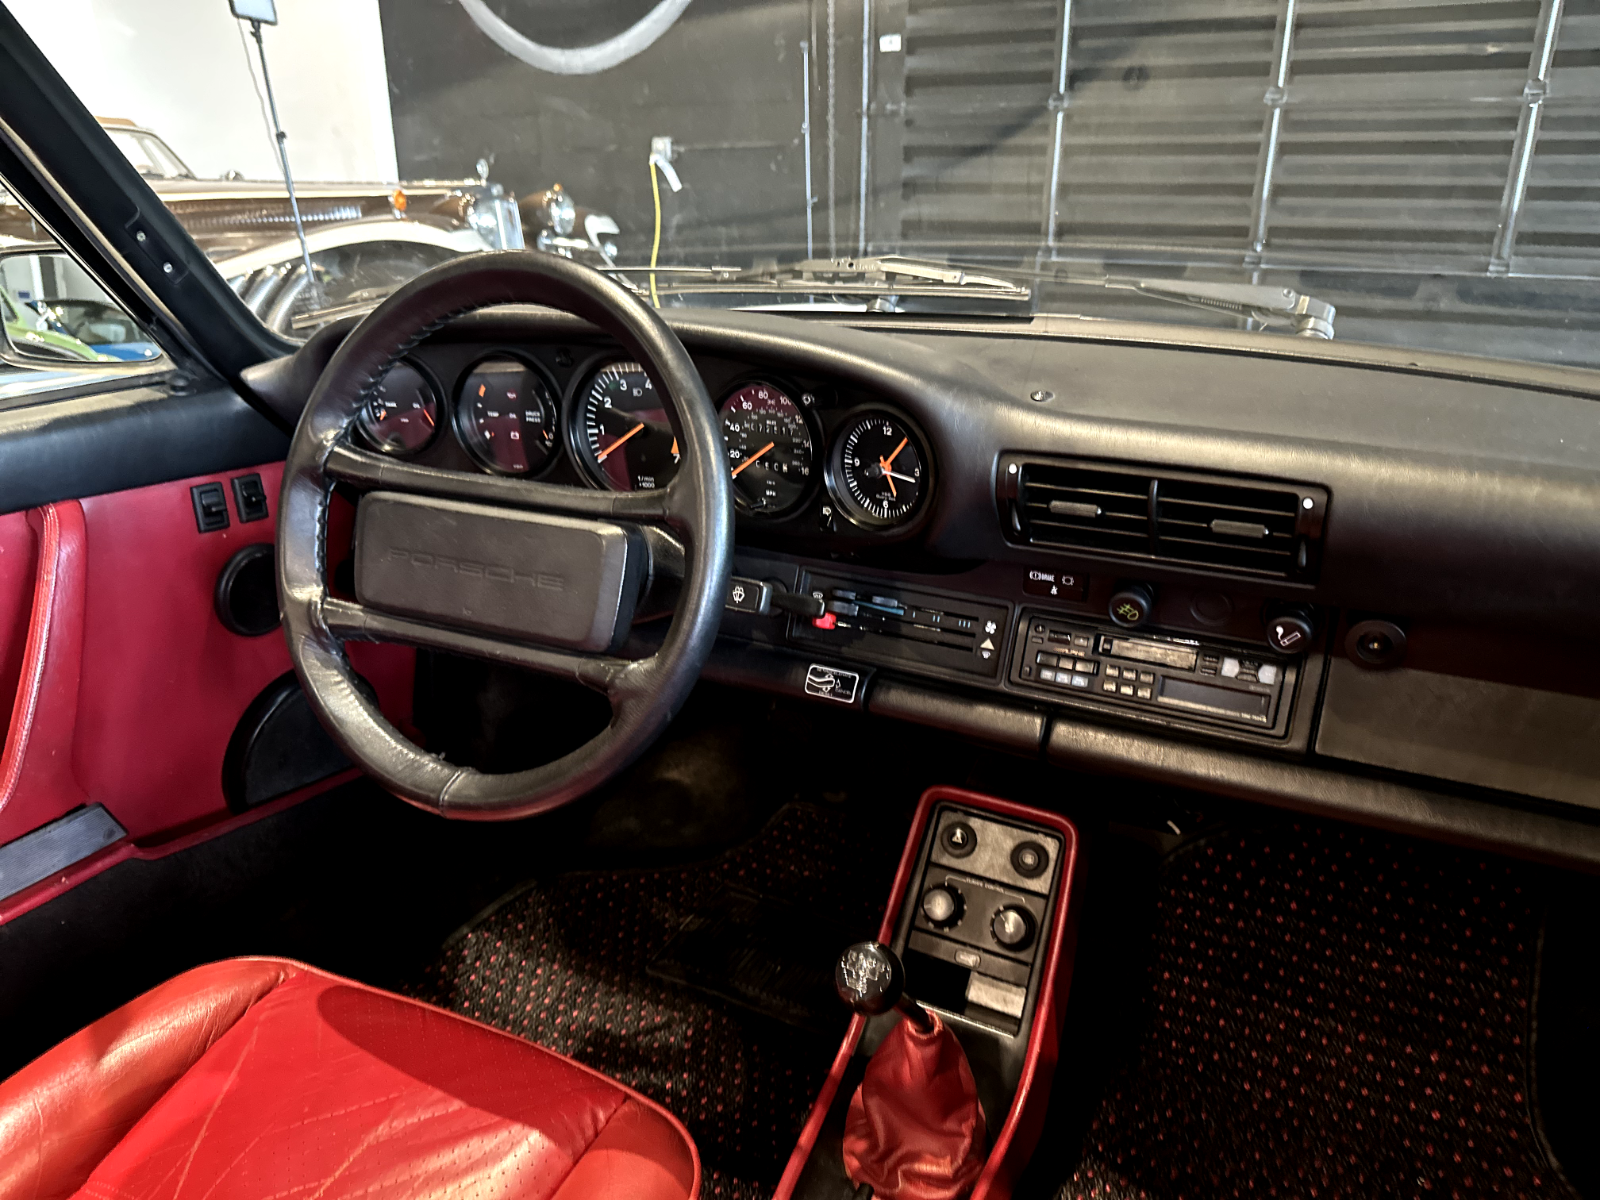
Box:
[997,455,1327,582]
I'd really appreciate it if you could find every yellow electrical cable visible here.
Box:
[649,159,662,309]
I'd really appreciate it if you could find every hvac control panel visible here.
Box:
[1009,610,1295,733]
[788,572,1010,680]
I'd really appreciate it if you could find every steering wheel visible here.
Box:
[277,251,732,819]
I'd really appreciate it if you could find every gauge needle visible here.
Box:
[883,436,909,467]
[596,422,646,462]
[877,457,898,499]
[731,441,776,478]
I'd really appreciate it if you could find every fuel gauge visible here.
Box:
[356,360,439,455]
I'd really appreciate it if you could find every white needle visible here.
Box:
[881,468,916,483]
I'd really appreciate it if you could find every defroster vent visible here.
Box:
[998,456,1327,582]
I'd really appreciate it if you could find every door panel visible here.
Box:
[0,501,89,844]
[0,460,413,847]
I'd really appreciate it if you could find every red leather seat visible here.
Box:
[0,957,699,1200]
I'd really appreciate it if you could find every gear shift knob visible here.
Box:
[835,941,933,1030]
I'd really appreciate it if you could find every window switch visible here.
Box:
[191,482,230,533]
[232,473,270,523]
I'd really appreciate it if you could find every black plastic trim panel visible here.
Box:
[1045,715,1600,872]
[0,384,289,513]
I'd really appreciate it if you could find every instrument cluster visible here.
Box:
[354,351,932,534]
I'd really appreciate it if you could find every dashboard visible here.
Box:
[242,305,1600,865]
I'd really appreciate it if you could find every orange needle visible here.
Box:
[731,441,776,478]
[671,437,679,457]
[878,457,898,499]
[883,435,909,468]
[596,422,645,462]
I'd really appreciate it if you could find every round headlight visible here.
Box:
[546,188,576,236]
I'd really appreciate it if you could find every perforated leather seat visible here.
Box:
[0,957,699,1200]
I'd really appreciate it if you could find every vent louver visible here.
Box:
[998,456,1326,582]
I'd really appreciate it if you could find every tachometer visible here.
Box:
[577,360,680,491]
[720,382,815,515]
[456,357,559,474]
[356,360,438,455]
[827,410,927,527]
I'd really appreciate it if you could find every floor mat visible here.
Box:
[410,802,900,1200]
[1057,822,1570,1200]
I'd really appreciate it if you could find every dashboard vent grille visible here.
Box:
[1000,456,1326,582]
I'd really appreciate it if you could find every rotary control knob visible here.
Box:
[991,905,1036,952]
[1109,582,1155,628]
[920,884,965,929]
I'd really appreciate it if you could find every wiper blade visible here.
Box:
[606,255,1032,306]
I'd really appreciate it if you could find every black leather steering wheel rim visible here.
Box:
[277,251,732,819]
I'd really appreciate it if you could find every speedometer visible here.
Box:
[720,382,815,515]
[576,360,680,491]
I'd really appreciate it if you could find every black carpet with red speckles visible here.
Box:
[1058,822,1570,1200]
[410,803,897,1200]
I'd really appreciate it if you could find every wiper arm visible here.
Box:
[1102,278,1336,339]
[606,255,1031,306]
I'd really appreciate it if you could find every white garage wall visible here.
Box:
[8,0,399,183]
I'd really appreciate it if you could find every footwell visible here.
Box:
[1057,822,1569,1200]
[411,802,900,1200]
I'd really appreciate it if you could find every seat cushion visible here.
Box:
[0,957,698,1200]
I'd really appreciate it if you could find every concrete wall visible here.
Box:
[9,0,399,183]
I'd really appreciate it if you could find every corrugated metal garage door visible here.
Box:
[881,0,1600,282]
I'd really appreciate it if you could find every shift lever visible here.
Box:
[833,941,986,1200]
[834,941,935,1032]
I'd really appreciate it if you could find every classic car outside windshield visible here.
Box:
[11,1,1600,371]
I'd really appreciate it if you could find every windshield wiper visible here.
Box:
[622,257,1334,337]
[1099,278,1336,339]
[610,255,1033,307]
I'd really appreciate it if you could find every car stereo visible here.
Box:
[1009,610,1295,732]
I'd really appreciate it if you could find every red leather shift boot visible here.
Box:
[842,1013,986,1200]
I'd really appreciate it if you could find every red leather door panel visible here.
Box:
[0,502,89,846]
[0,462,413,849]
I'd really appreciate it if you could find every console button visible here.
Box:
[1011,841,1048,878]
[991,906,1036,952]
[921,884,964,929]
[940,821,977,858]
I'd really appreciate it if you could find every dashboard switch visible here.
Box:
[1109,582,1155,628]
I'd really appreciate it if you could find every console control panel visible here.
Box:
[789,572,1011,679]
[1008,610,1294,732]
[903,806,1062,1035]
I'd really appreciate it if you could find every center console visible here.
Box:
[776,787,1080,1200]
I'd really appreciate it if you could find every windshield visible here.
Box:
[12,1,1600,371]
[103,127,194,181]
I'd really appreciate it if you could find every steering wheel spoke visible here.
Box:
[324,443,683,526]
[321,596,632,695]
